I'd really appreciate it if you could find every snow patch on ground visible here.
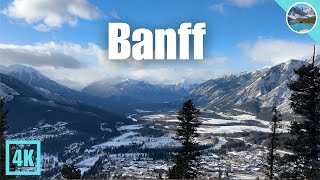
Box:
[198,125,271,134]
[95,132,139,147]
[100,123,113,132]
[127,114,138,122]
[76,154,104,174]
[142,135,180,148]
[118,124,143,131]
[135,109,153,113]
[218,112,269,126]
[76,155,102,167]
[164,119,180,123]
[231,174,258,179]
[94,132,180,148]
[212,137,227,150]
[142,114,166,120]
[201,118,239,125]
[78,167,90,175]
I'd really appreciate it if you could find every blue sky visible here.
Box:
[295,3,310,8]
[0,0,317,89]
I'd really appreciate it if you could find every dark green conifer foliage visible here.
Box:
[0,99,9,179]
[266,106,282,179]
[60,164,81,179]
[168,99,201,179]
[283,45,320,179]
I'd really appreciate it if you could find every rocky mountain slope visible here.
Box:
[0,65,135,114]
[0,72,132,156]
[1,65,76,97]
[288,6,316,19]
[189,57,319,119]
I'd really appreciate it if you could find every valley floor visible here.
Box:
[11,108,284,179]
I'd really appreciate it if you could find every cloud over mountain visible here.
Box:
[0,41,229,89]
[0,47,82,69]
[238,38,319,65]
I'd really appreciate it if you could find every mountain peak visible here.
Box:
[0,65,6,72]
[7,64,40,75]
[122,78,140,83]
[0,64,77,97]
[2,64,48,81]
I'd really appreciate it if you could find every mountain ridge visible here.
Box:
[188,58,319,119]
[82,78,190,103]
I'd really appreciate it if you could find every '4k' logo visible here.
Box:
[6,140,41,176]
[13,149,35,167]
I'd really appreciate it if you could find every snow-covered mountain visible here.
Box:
[189,57,319,119]
[2,57,317,121]
[0,72,132,155]
[1,57,318,178]
[82,78,190,103]
[0,80,19,101]
[0,64,192,115]
[0,65,134,112]
[303,7,316,16]
[0,65,6,72]
[0,65,79,97]
[288,6,316,19]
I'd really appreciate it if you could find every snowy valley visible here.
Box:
[0,56,317,179]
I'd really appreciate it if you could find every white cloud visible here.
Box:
[126,60,228,85]
[2,0,103,31]
[0,42,107,89]
[0,48,82,69]
[0,42,229,89]
[0,41,102,67]
[230,0,262,7]
[210,3,225,14]
[211,0,263,14]
[238,38,319,65]
[110,10,120,20]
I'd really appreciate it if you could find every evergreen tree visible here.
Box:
[0,99,16,180]
[167,99,201,179]
[60,164,81,179]
[0,99,8,179]
[266,106,282,179]
[282,45,320,179]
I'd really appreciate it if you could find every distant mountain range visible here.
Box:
[0,65,195,112]
[82,78,191,103]
[1,54,319,169]
[0,69,134,157]
[0,70,132,129]
[2,64,79,98]
[288,6,316,20]
[1,55,319,128]
[0,65,114,109]
[1,55,319,178]
[0,64,196,157]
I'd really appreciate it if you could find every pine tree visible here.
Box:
[167,99,201,179]
[0,99,8,179]
[0,99,16,180]
[60,164,81,179]
[282,45,320,179]
[266,106,282,179]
